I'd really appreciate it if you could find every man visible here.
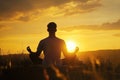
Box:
[27,22,79,66]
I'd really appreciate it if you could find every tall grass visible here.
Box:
[0,54,120,80]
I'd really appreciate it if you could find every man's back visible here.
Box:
[37,37,65,66]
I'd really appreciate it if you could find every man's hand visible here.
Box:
[74,46,79,53]
[71,47,79,58]
[27,46,32,53]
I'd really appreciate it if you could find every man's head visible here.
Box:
[47,22,57,33]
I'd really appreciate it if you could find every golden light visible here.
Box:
[66,41,76,52]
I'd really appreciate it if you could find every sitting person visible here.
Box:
[27,22,79,66]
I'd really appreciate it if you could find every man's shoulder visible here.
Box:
[56,37,65,42]
[57,37,64,40]
[40,37,49,42]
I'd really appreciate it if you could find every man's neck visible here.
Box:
[49,33,56,38]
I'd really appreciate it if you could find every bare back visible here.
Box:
[37,37,65,66]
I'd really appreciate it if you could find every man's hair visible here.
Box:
[47,22,57,32]
[47,22,57,28]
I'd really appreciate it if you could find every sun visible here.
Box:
[66,41,76,52]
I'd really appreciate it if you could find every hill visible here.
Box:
[79,49,120,66]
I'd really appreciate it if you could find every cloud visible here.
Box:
[0,0,101,21]
[113,33,120,37]
[60,19,120,31]
[0,24,11,31]
[59,25,98,31]
[102,19,120,30]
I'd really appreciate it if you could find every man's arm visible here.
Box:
[26,42,43,64]
[26,40,43,56]
[62,41,79,59]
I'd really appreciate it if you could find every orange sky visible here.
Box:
[0,0,120,54]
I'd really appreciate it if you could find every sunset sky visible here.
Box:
[0,0,120,54]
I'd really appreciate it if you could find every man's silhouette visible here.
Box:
[27,22,79,66]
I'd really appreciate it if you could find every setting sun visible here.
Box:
[66,41,76,52]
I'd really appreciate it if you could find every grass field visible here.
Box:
[0,62,120,80]
[0,53,120,80]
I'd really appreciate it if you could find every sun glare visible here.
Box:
[66,41,76,52]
